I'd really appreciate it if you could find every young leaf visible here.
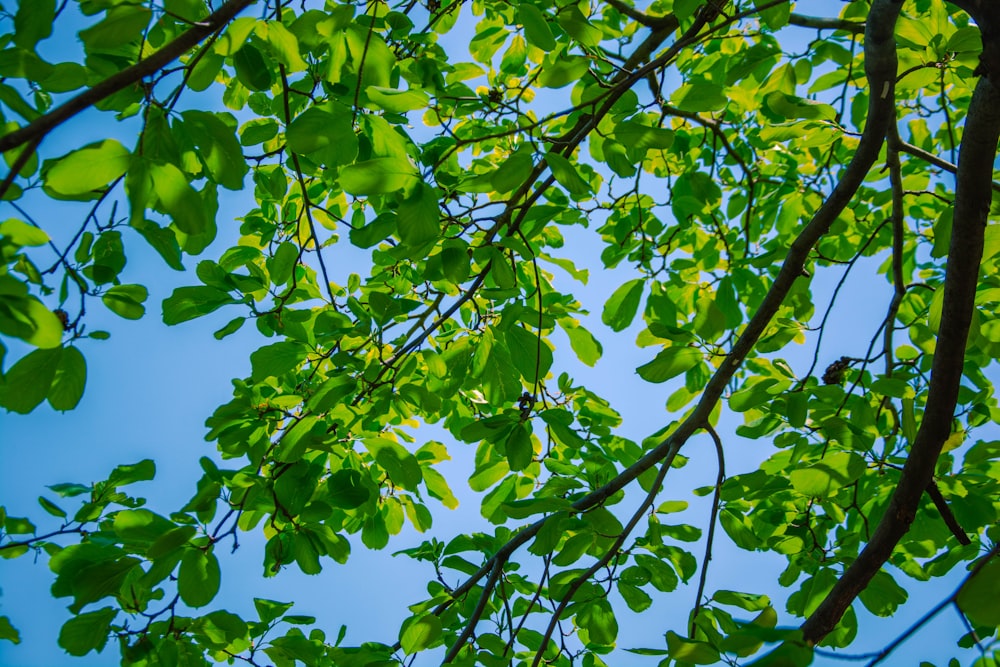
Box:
[47,345,86,411]
[636,347,702,383]
[0,347,62,414]
[178,548,221,608]
[44,140,129,197]
[58,607,117,656]
[340,158,419,195]
[601,278,644,332]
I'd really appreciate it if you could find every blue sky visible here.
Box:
[1,0,994,665]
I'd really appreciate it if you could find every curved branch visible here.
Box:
[0,0,257,154]
[801,74,1000,646]
[691,424,725,636]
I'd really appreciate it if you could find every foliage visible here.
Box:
[1,0,1000,665]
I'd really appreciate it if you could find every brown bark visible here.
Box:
[800,74,1000,646]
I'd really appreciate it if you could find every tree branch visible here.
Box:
[894,138,1000,194]
[864,542,1000,666]
[924,480,971,546]
[800,74,1000,646]
[0,0,256,154]
[691,424,725,636]
[788,13,865,34]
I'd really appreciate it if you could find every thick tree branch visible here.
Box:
[800,75,1000,645]
[0,0,256,154]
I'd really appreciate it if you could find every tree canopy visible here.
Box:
[1,0,1000,665]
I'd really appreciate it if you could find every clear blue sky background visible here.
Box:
[0,1,990,665]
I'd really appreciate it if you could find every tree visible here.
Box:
[0,0,999,664]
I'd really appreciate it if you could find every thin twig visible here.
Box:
[691,423,726,636]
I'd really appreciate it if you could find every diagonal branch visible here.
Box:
[0,0,256,154]
[894,138,1000,193]
[800,74,1000,646]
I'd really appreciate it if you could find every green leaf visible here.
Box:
[58,607,116,656]
[557,5,602,47]
[0,616,20,644]
[250,341,307,381]
[178,548,221,608]
[326,469,371,509]
[789,452,866,498]
[79,5,151,50]
[397,182,440,246]
[132,219,184,271]
[518,4,556,51]
[44,140,129,197]
[286,108,358,166]
[0,347,61,413]
[666,630,720,665]
[617,582,652,612]
[0,296,64,348]
[492,146,534,194]
[366,87,429,113]
[102,284,148,320]
[671,83,728,112]
[504,424,533,471]
[577,598,618,645]
[149,162,209,236]
[181,111,247,190]
[560,319,602,366]
[601,278,644,332]
[264,20,307,72]
[14,0,55,48]
[858,570,908,617]
[957,557,1000,626]
[48,345,86,411]
[763,92,836,122]
[254,598,294,623]
[0,218,49,246]
[108,459,155,487]
[713,590,771,611]
[233,43,273,91]
[537,56,589,88]
[365,437,423,490]
[340,158,419,195]
[545,151,591,199]
[754,0,790,30]
[147,526,196,559]
[400,613,442,654]
[636,346,702,383]
[162,286,236,325]
[38,496,67,518]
